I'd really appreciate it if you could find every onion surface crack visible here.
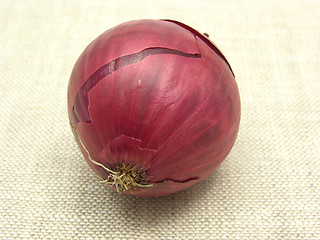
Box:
[70,122,199,192]
[71,47,201,126]
[162,19,234,76]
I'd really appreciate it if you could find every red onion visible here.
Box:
[68,19,240,197]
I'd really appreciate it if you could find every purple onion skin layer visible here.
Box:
[68,19,241,197]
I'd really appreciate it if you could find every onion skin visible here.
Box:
[68,19,240,197]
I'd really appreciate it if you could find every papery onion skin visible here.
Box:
[68,19,240,197]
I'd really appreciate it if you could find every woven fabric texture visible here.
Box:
[1,0,319,239]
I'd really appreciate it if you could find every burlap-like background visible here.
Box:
[1,0,319,239]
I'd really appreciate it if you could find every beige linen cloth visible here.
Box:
[1,0,319,239]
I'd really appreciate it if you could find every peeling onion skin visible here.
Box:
[68,19,241,197]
